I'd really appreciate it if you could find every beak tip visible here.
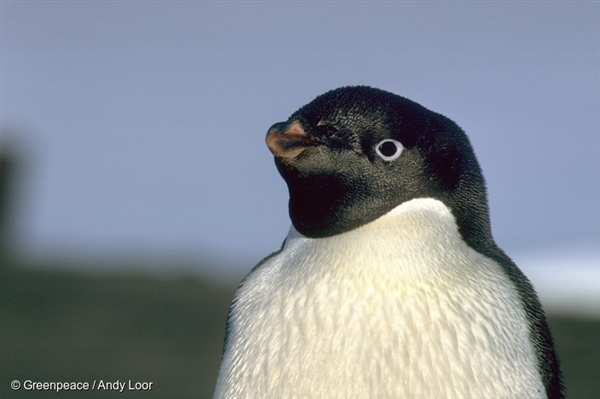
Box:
[265,121,313,159]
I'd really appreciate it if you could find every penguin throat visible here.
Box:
[287,182,394,238]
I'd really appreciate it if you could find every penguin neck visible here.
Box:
[284,197,464,277]
[287,196,451,236]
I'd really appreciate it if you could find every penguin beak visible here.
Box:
[265,120,317,159]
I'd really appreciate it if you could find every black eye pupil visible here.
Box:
[379,141,398,157]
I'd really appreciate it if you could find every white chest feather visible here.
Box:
[214,198,546,399]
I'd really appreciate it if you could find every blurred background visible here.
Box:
[1,2,598,398]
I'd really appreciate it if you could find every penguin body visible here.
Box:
[213,86,563,398]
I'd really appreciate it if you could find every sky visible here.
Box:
[2,2,599,312]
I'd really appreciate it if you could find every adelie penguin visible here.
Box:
[213,86,563,398]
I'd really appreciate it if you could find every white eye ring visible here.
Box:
[375,139,403,161]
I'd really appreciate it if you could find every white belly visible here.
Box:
[214,198,546,399]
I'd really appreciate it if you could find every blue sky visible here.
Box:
[2,2,599,298]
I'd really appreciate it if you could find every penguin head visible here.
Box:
[266,86,492,247]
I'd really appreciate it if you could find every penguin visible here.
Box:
[213,86,563,399]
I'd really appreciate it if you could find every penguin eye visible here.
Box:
[375,139,403,161]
